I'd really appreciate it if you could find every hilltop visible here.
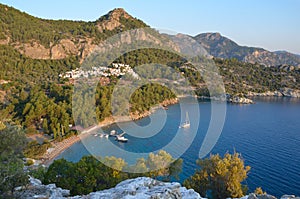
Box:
[0,4,147,60]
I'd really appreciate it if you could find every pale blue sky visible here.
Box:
[1,0,300,54]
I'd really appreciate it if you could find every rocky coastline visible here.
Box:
[229,96,254,104]
[247,88,300,98]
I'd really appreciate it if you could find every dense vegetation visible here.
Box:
[1,44,300,140]
[23,140,52,159]
[0,47,184,136]
[1,3,299,142]
[0,4,99,47]
[0,125,28,198]
[0,45,79,84]
[0,4,147,47]
[216,58,300,94]
[0,4,297,198]
[40,150,182,195]
[183,152,251,199]
[30,151,255,198]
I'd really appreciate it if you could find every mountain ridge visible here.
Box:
[193,32,300,67]
[0,4,147,61]
[0,4,299,67]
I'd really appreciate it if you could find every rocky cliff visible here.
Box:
[0,5,148,62]
[15,177,299,199]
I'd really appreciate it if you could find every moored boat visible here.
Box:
[179,112,190,128]
[110,130,117,136]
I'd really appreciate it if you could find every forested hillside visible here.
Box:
[0,4,147,47]
[1,3,299,152]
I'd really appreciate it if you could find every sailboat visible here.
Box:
[179,112,190,128]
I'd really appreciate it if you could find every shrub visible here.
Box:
[183,152,250,199]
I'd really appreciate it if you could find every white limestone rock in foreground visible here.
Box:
[14,176,70,199]
[16,176,300,199]
[76,177,203,199]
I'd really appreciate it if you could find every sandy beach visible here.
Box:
[41,98,178,166]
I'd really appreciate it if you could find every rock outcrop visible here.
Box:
[14,176,70,199]
[279,88,300,98]
[15,177,202,199]
[76,177,202,199]
[240,193,300,199]
[96,8,131,32]
[13,38,97,61]
[229,96,254,104]
[15,177,299,199]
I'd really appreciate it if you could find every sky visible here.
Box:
[1,0,300,54]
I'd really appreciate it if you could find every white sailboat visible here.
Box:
[179,112,190,128]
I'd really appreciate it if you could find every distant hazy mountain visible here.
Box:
[194,33,300,67]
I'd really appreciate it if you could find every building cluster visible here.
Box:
[59,63,139,79]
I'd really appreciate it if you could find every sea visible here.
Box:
[56,97,300,197]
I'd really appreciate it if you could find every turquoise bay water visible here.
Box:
[57,97,300,197]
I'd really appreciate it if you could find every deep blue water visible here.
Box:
[57,97,300,197]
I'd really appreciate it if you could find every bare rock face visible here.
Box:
[15,177,299,199]
[50,38,97,60]
[15,177,202,199]
[280,88,300,98]
[244,193,277,199]
[12,38,97,61]
[229,96,254,104]
[96,8,131,32]
[74,177,203,199]
[50,39,78,59]
[280,195,300,199]
[14,176,70,199]
[15,41,50,59]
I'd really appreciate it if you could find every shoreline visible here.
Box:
[41,98,178,166]
[40,94,299,166]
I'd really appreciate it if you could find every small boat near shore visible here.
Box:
[110,130,117,136]
[115,132,128,142]
[162,105,169,110]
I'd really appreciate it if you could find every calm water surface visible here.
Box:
[57,97,300,197]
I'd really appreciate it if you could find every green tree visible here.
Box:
[0,125,28,197]
[43,151,182,196]
[183,152,250,199]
